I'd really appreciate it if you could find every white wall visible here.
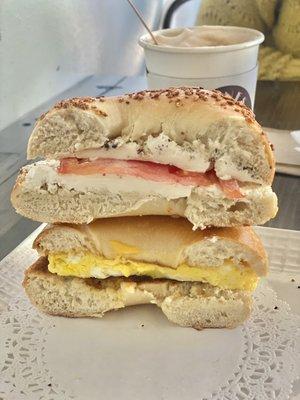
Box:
[169,0,201,27]
[0,0,164,130]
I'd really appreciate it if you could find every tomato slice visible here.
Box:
[58,157,243,199]
[58,158,213,186]
[218,178,244,200]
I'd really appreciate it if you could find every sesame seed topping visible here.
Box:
[38,111,47,120]
[44,87,256,125]
[92,109,108,117]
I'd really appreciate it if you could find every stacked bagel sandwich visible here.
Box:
[12,87,277,329]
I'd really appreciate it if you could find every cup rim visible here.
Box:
[139,25,265,54]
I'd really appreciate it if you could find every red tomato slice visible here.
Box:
[218,178,244,199]
[58,158,243,199]
[58,158,212,186]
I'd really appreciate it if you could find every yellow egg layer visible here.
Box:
[48,252,258,291]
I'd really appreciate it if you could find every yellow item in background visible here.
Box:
[196,0,300,80]
[273,0,300,57]
[197,0,268,32]
[259,46,300,80]
[255,0,277,29]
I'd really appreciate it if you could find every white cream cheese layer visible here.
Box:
[24,160,195,199]
[74,133,210,173]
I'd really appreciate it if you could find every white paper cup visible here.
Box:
[139,26,264,109]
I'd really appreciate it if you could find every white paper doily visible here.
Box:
[0,281,299,400]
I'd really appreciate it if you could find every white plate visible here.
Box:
[0,226,299,400]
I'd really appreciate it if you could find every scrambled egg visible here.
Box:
[48,252,258,291]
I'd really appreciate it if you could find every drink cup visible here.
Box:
[139,25,264,108]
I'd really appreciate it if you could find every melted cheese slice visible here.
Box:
[48,252,258,291]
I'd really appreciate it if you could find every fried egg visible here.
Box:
[48,252,258,291]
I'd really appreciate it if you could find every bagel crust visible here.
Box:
[11,165,278,229]
[27,87,275,185]
[33,216,268,276]
[23,257,252,329]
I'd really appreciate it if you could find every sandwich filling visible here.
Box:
[73,134,211,173]
[24,158,244,200]
[58,158,243,199]
[58,157,242,199]
[48,252,258,291]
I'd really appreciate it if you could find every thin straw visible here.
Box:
[126,0,158,45]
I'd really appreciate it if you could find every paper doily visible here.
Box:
[0,281,299,400]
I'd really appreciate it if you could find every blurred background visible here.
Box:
[1,0,201,130]
[1,0,299,259]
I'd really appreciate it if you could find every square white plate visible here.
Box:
[0,226,299,400]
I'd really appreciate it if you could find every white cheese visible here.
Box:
[74,133,210,173]
[24,160,195,199]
